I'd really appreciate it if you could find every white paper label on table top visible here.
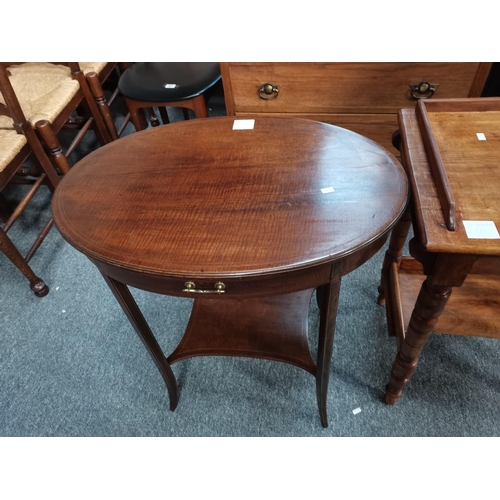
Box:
[352,407,361,415]
[232,119,255,130]
[321,187,335,194]
[463,220,500,239]
[476,133,486,140]
[163,84,177,89]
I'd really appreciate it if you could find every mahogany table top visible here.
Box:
[52,116,408,280]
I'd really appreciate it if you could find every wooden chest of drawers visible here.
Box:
[220,62,492,155]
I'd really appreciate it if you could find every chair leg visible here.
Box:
[158,107,170,125]
[125,98,148,131]
[2,174,47,233]
[21,123,60,191]
[68,65,113,145]
[192,95,208,118]
[0,229,49,296]
[86,71,119,141]
[24,217,54,263]
[146,107,160,127]
[35,120,72,175]
[124,93,208,131]
[0,193,13,223]
[137,108,148,130]
[79,98,110,146]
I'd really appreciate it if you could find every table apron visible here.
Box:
[87,235,389,299]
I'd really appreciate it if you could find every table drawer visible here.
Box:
[222,62,488,115]
[92,258,333,299]
[91,234,391,300]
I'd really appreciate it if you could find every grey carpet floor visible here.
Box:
[1,88,499,437]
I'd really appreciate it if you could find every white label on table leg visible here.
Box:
[352,407,361,415]
[321,187,335,194]
[476,133,486,140]
[463,220,500,239]
[233,119,255,130]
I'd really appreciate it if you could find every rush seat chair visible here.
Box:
[0,64,71,296]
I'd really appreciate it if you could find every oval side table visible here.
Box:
[52,116,408,428]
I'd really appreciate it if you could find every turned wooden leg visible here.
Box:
[384,250,476,404]
[377,204,412,306]
[78,96,112,146]
[100,273,179,411]
[35,120,71,175]
[21,123,61,191]
[86,71,119,141]
[0,230,49,296]
[316,278,341,428]
[68,65,112,145]
[385,277,452,404]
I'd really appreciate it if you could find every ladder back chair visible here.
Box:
[0,65,71,296]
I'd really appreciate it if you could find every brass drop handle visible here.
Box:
[183,281,226,294]
[409,81,439,100]
[258,83,280,100]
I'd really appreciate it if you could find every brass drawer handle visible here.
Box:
[257,83,280,100]
[183,281,226,294]
[409,81,439,100]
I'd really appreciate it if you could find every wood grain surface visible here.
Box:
[51,115,410,425]
[52,116,408,280]
[383,100,500,404]
[221,63,492,155]
[222,63,488,114]
[399,100,500,254]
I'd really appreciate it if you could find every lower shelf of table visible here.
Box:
[167,288,317,375]
[391,257,500,339]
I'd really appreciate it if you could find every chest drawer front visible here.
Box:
[224,62,485,114]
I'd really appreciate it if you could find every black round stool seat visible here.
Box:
[118,62,221,102]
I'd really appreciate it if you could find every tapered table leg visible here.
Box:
[316,279,341,428]
[101,273,179,410]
